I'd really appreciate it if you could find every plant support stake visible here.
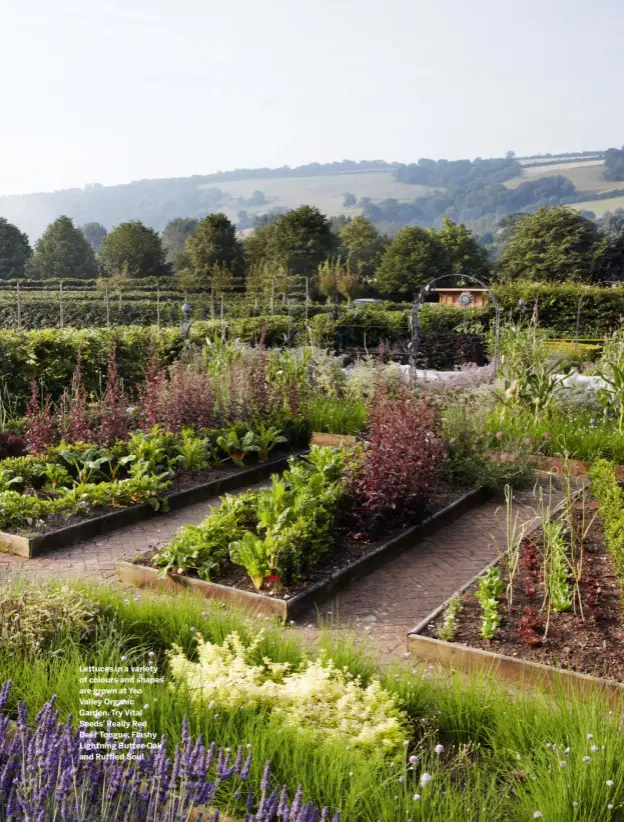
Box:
[59,279,64,329]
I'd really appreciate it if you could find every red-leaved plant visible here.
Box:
[163,362,216,432]
[348,377,442,536]
[24,379,57,456]
[97,349,129,444]
[517,606,543,647]
[66,353,91,443]
[522,538,541,598]
[138,346,168,430]
[248,336,272,419]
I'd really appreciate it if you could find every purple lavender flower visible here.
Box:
[0,682,333,822]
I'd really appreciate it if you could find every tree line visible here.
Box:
[0,204,623,300]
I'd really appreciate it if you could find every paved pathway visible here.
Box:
[0,480,269,584]
[295,482,569,660]
[0,479,570,660]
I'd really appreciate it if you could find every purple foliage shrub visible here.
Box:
[348,378,442,534]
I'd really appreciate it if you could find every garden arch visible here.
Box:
[408,275,501,378]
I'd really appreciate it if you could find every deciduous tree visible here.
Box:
[339,216,387,282]
[437,217,491,282]
[161,218,199,272]
[185,213,245,287]
[80,222,108,252]
[375,225,449,295]
[99,220,169,278]
[246,205,336,280]
[499,206,600,283]
[0,217,32,279]
[26,216,98,279]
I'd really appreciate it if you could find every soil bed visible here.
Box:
[136,482,469,598]
[425,502,624,683]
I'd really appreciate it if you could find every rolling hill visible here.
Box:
[1,150,623,242]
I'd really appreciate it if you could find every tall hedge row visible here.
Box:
[491,283,624,336]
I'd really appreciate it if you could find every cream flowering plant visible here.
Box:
[168,631,406,752]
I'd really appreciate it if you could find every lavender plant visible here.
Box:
[0,681,335,822]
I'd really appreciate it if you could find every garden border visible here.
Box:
[0,452,299,560]
[116,487,489,620]
[490,453,624,480]
[406,486,624,704]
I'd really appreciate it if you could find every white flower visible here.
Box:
[583,756,591,762]
[434,744,444,754]
[413,794,421,801]
[608,804,613,810]
[403,740,409,747]
[587,733,593,739]
[533,813,542,820]
[559,761,567,767]
[420,773,432,787]
[606,780,614,787]
[120,656,127,662]
[409,755,419,765]
[190,626,196,632]
[148,651,155,658]
[591,745,599,752]
[572,801,578,807]
[143,704,149,710]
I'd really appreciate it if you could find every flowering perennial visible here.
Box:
[0,681,334,822]
[169,632,406,751]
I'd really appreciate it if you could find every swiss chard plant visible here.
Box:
[217,428,261,468]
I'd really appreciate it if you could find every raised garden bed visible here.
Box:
[117,487,488,619]
[0,451,300,559]
[408,495,624,702]
[491,452,624,481]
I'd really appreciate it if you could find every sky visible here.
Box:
[1,0,623,196]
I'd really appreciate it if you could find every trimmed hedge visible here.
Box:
[588,459,624,592]
[492,283,624,337]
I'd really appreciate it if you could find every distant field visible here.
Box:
[505,160,624,194]
[203,171,438,217]
[570,195,624,217]
[517,155,601,166]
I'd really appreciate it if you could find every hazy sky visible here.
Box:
[1,0,623,196]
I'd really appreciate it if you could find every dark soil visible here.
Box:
[426,501,624,683]
[17,450,295,537]
[139,482,470,599]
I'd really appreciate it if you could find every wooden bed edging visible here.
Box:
[490,452,624,481]
[117,487,489,619]
[406,633,624,704]
[0,452,299,560]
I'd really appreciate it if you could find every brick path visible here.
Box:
[0,479,570,660]
[0,480,270,584]
[295,483,569,659]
